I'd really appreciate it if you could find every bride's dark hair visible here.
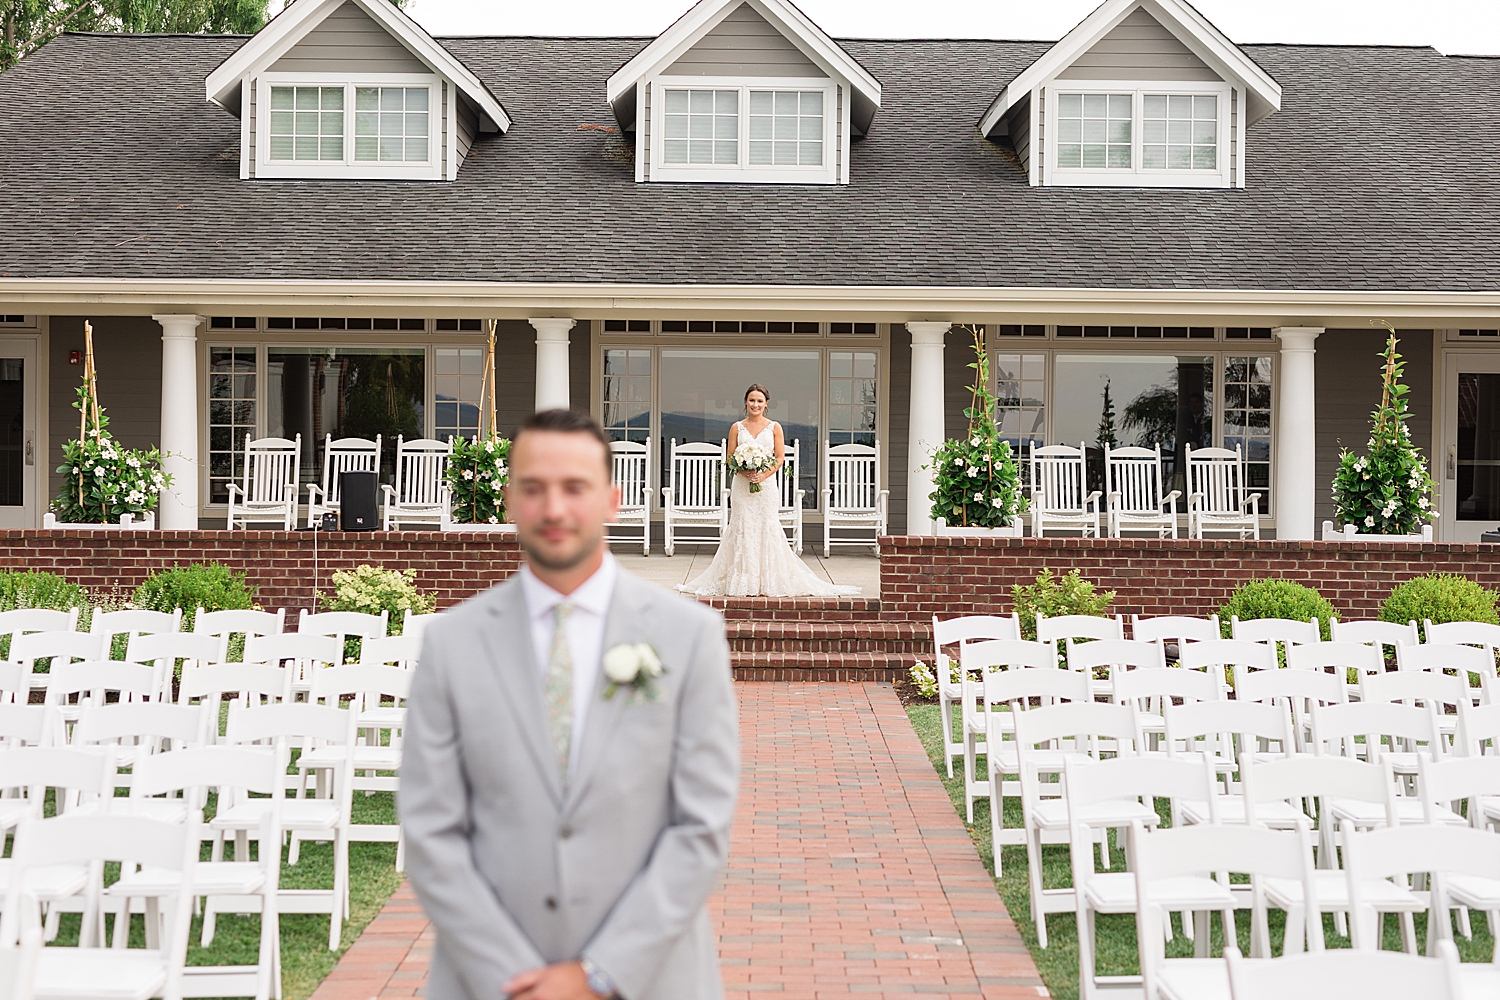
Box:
[744,384,770,403]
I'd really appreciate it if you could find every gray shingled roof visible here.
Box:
[0,31,1497,290]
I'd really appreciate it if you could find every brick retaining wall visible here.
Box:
[880,535,1500,621]
[0,530,523,612]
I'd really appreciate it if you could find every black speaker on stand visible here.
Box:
[340,471,379,531]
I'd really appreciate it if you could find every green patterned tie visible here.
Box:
[544,603,574,784]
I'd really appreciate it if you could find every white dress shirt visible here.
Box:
[517,551,619,777]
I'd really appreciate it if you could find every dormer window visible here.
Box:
[258,75,439,179]
[1047,84,1227,185]
[652,80,833,182]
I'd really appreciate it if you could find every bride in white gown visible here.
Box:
[679,384,859,598]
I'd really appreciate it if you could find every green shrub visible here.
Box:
[1219,580,1337,640]
[0,570,87,613]
[1382,573,1500,628]
[319,566,435,629]
[1012,569,1115,641]
[132,563,255,633]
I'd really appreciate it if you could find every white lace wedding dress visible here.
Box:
[678,422,860,598]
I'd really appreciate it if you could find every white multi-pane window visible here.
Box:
[662,89,739,165]
[1056,93,1132,169]
[828,351,876,447]
[993,354,1046,457]
[268,86,344,161]
[1143,95,1217,170]
[207,347,257,504]
[602,349,652,444]
[355,87,430,162]
[434,347,484,442]
[749,90,823,166]
[1223,355,1273,506]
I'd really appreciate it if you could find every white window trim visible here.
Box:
[1042,80,1233,189]
[256,72,442,181]
[648,75,840,185]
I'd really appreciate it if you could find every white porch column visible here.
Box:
[906,322,950,535]
[153,314,204,530]
[529,318,576,411]
[1272,326,1323,540]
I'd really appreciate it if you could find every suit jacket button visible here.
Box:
[559,826,573,839]
[545,896,558,910]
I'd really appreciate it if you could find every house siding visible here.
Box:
[1057,7,1221,82]
[48,317,162,502]
[1230,87,1238,184]
[642,82,651,181]
[1313,329,1434,528]
[455,91,478,164]
[665,3,825,77]
[268,0,428,74]
[1007,97,1031,172]
[246,81,256,177]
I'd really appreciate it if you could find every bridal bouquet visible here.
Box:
[729,439,776,493]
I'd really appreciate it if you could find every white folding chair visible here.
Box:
[0,747,113,929]
[1104,444,1180,538]
[1330,618,1419,664]
[359,634,420,669]
[1036,614,1124,695]
[1185,443,1261,540]
[1130,614,1221,662]
[1240,651,1350,753]
[1398,642,1493,709]
[1423,619,1500,655]
[1224,940,1462,1000]
[1113,666,1222,749]
[1310,702,1464,828]
[297,610,388,664]
[306,435,381,528]
[1456,698,1500,758]
[400,611,441,649]
[244,634,341,700]
[1029,443,1100,537]
[606,439,652,555]
[1166,701,1295,824]
[961,638,1059,825]
[1362,668,1470,762]
[1013,701,1143,947]
[216,703,356,951]
[89,610,182,659]
[981,664,1093,877]
[0,611,81,674]
[1065,754,1222,1000]
[227,435,301,531]
[660,439,728,556]
[1230,616,1321,661]
[930,614,1021,779]
[1067,637,1164,702]
[7,633,107,703]
[0,899,40,1000]
[1,813,197,999]
[110,746,286,1000]
[125,633,220,702]
[1135,820,1323,1000]
[823,442,888,556]
[381,436,452,530]
[194,609,286,665]
[70,701,207,800]
[177,663,293,747]
[773,439,806,554]
[300,666,410,868]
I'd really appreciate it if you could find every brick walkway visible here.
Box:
[311,683,1044,1000]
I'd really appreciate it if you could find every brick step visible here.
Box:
[730,650,909,682]
[725,619,928,656]
[695,596,886,622]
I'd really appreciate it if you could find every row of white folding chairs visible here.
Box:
[933,610,1500,783]
[1055,751,1500,999]
[1000,695,1500,963]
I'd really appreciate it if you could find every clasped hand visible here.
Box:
[503,961,601,1000]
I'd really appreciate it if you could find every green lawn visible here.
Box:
[49,790,404,1000]
[904,702,1496,1000]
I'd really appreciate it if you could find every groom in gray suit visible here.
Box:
[401,409,740,1000]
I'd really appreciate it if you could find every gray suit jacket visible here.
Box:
[400,568,739,1000]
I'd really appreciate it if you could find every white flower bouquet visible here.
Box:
[728,438,776,493]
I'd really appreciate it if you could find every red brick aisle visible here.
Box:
[312,683,1045,1000]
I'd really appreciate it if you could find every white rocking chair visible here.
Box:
[381,436,452,530]
[226,434,301,530]
[1105,443,1181,538]
[776,439,807,555]
[307,435,382,528]
[822,442,888,556]
[1186,443,1262,539]
[1029,442,1101,537]
[606,439,652,555]
[660,439,728,557]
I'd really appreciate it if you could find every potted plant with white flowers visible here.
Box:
[443,320,516,531]
[1326,329,1436,542]
[48,322,169,529]
[927,326,1028,536]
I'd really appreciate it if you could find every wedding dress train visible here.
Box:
[678,422,860,598]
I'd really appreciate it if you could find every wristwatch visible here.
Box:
[579,957,618,999]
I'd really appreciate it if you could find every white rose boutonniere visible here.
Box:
[602,642,665,702]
